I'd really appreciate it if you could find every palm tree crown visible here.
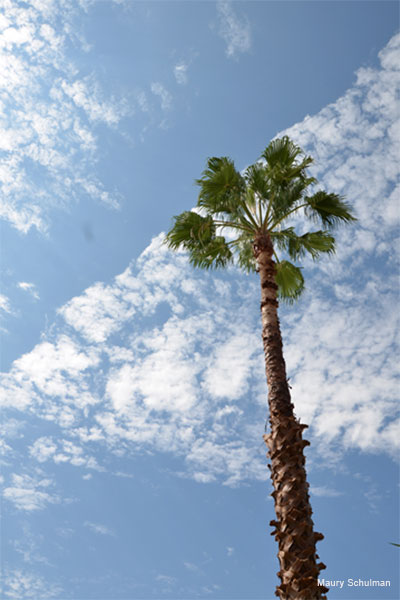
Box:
[166,136,355,300]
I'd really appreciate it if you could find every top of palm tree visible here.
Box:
[165,136,356,301]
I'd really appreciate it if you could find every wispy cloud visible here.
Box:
[0,2,127,234]
[184,561,203,574]
[174,61,189,85]
[3,473,59,511]
[156,574,177,586]
[18,282,40,300]
[2,568,63,599]
[29,436,103,471]
[215,1,251,59]
[1,334,101,418]
[13,524,51,565]
[310,486,343,498]
[0,293,12,313]
[151,82,173,111]
[84,521,116,536]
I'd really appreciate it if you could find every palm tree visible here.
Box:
[165,137,356,599]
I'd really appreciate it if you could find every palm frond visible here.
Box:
[261,137,314,190]
[270,228,296,253]
[235,235,257,273]
[268,179,311,226]
[288,231,336,261]
[304,191,357,228]
[244,162,269,199]
[271,228,335,261]
[275,260,305,303]
[243,188,257,216]
[165,211,233,270]
[165,211,215,250]
[196,156,246,217]
[189,236,233,270]
[262,137,303,169]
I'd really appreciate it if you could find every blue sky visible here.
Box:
[0,1,399,599]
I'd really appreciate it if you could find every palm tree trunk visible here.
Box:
[254,233,328,600]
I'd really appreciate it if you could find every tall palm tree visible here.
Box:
[165,137,356,599]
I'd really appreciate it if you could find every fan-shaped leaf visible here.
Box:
[165,212,233,270]
[270,228,297,253]
[288,231,336,260]
[165,211,215,250]
[235,236,257,273]
[262,137,303,168]
[245,163,269,199]
[304,191,357,228]
[189,236,233,270]
[268,179,310,225]
[275,260,305,302]
[196,157,245,217]
[261,137,314,192]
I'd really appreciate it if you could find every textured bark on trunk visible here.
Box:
[254,233,328,600]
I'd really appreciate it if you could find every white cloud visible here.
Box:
[29,437,57,462]
[13,524,50,565]
[0,293,12,313]
[202,332,260,400]
[18,281,39,300]
[29,436,103,470]
[156,574,177,586]
[84,521,115,536]
[151,82,172,111]
[10,335,100,401]
[0,334,101,421]
[2,568,63,599]
[216,1,251,59]
[310,486,343,498]
[174,61,188,85]
[184,561,203,574]
[58,282,133,343]
[0,2,126,234]
[3,473,59,511]
[60,75,127,125]
[282,291,399,460]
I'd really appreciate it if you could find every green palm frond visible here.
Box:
[165,211,233,270]
[304,191,357,228]
[245,162,269,200]
[270,228,297,253]
[234,235,257,273]
[275,260,305,302]
[271,229,335,260]
[196,156,246,217]
[289,231,336,260]
[261,137,314,189]
[262,137,303,169]
[165,211,215,250]
[189,236,233,269]
[268,179,310,225]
